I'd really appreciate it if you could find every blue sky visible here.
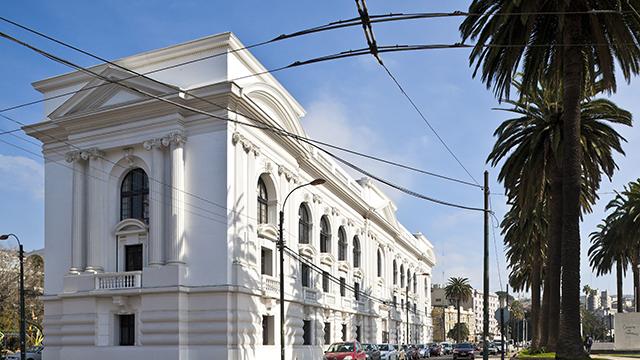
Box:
[1,1,638,295]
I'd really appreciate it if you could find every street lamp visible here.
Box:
[279,178,325,360]
[0,233,25,360]
[407,272,429,345]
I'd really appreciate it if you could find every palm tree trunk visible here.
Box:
[557,13,587,360]
[457,298,461,343]
[547,163,563,352]
[633,258,640,312]
[531,258,541,349]
[617,259,624,313]
[540,277,550,348]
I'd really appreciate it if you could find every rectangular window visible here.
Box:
[262,315,274,345]
[118,314,135,346]
[261,247,273,276]
[125,244,143,272]
[341,324,347,341]
[340,277,346,297]
[324,322,331,345]
[302,263,310,287]
[354,282,360,301]
[356,325,362,342]
[303,320,312,345]
[322,272,330,292]
[382,331,389,343]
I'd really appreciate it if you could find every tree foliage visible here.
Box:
[0,248,44,351]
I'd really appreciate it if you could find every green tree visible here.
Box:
[589,212,629,313]
[487,77,630,350]
[445,277,473,343]
[0,249,43,351]
[448,323,470,343]
[589,181,640,312]
[460,2,640,358]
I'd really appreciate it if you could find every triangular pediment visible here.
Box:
[49,66,171,119]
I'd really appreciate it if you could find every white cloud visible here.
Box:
[0,154,44,200]
[301,93,426,205]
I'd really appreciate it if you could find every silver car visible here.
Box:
[377,343,399,360]
[6,346,43,360]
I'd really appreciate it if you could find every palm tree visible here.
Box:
[445,277,473,343]
[588,218,628,313]
[460,2,640,358]
[590,182,640,312]
[501,199,546,348]
[487,77,631,350]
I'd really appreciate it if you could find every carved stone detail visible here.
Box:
[278,165,299,183]
[231,131,260,156]
[312,194,323,204]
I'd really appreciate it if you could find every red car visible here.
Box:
[323,341,367,360]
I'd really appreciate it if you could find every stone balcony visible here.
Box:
[95,271,142,290]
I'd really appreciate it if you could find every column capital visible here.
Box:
[81,147,105,160]
[65,150,83,163]
[161,131,187,147]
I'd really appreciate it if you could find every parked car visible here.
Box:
[417,344,431,358]
[5,346,43,360]
[363,343,381,360]
[377,343,399,360]
[324,341,367,360]
[429,343,443,357]
[481,343,498,355]
[452,343,476,360]
[440,342,453,355]
[404,345,421,360]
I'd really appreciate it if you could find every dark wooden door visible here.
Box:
[125,244,143,271]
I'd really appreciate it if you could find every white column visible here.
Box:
[166,132,186,264]
[66,151,86,274]
[144,139,165,266]
[85,148,106,273]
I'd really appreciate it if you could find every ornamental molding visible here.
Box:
[278,165,299,183]
[231,131,260,156]
[331,207,340,217]
[66,147,105,162]
[122,147,135,167]
[160,130,187,147]
[347,219,355,227]
[312,194,323,204]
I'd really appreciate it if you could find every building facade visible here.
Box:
[431,285,500,340]
[28,33,437,360]
[431,306,475,342]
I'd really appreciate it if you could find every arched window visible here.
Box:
[298,204,311,244]
[393,260,398,285]
[320,216,331,253]
[400,264,405,287]
[407,269,411,290]
[413,275,417,293]
[257,178,268,224]
[353,236,361,268]
[120,168,149,223]
[377,249,383,277]
[338,227,347,261]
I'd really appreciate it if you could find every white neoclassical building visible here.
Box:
[27,32,437,360]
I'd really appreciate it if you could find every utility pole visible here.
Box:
[483,171,490,360]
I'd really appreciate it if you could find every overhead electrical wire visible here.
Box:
[0,29,484,211]
[0,19,482,191]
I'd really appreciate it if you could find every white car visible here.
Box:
[6,346,43,360]
[377,343,399,360]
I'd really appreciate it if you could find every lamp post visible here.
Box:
[1,233,25,360]
[279,179,325,360]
